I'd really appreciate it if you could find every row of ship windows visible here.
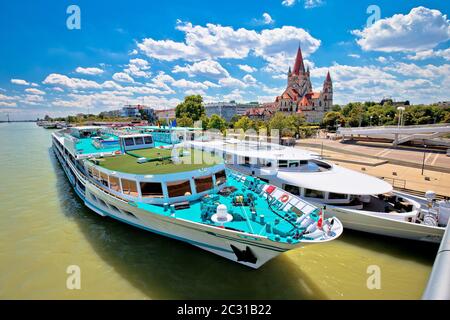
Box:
[87,166,227,199]
[89,193,138,220]
[283,183,349,200]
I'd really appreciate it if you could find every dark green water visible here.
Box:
[0,123,438,299]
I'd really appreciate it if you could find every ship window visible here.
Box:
[195,176,213,193]
[215,170,227,186]
[278,160,288,168]
[124,138,135,146]
[167,180,192,198]
[144,136,153,144]
[121,178,139,197]
[284,184,300,196]
[328,192,348,200]
[98,198,108,208]
[134,137,144,145]
[140,182,163,198]
[109,176,121,192]
[90,193,98,202]
[109,205,121,213]
[304,188,324,199]
[122,210,137,219]
[289,161,299,167]
[100,171,109,187]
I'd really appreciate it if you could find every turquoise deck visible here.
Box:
[136,172,317,244]
[75,137,120,154]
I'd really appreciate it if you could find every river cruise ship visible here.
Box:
[187,137,448,243]
[51,127,343,268]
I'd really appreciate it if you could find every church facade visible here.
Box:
[275,45,333,123]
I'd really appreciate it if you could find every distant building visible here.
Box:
[380,98,410,107]
[155,108,176,120]
[274,45,333,123]
[121,104,156,123]
[435,101,450,108]
[99,109,121,117]
[244,103,277,121]
[204,101,258,121]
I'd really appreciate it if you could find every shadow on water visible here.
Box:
[49,150,327,299]
[338,228,438,264]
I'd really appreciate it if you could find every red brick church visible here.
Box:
[275,45,333,122]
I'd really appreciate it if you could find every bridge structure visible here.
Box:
[337,124,450,147]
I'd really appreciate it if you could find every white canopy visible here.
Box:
[276,164,393,195]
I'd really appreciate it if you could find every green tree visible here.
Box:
[199,114,210,130]
[234,116,255,131]
[175,95,205,121]
[322,111,345,130]
[268,112,296,137]
[177,116,194,127]
[208,114,227,131]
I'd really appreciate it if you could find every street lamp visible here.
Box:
[421,144,427,175]
[397,106,405,127]
[369,115,373,127]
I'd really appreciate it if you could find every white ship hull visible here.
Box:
[323,206,444,243]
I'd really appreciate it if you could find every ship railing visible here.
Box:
[87,176,132,204]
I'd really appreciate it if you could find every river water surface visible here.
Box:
[0,123,438,299]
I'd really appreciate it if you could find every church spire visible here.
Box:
[293,44,305,75]
[325,70,332,82]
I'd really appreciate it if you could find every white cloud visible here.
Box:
[171,78,209,90]
[310,63,449,105]
[238,64,257,73]
[0,101,17,107]
[124,58,151,78]
[406,48,450,61]
[75,67,104,75]
[262,13,274,25]
[348,54,360,59]
[219,77,247,88]
[43,74,103,89]
[243,74,257,84]
[383,62,450,79]
[222,89,245,102]
[304,0,324,9]
[283,0,324,9]
[25,88,46,95]
[11,79,30,86]
[353,6,450,53]
[137,21,320,67]
[112,72,135,83]
[173,60,230,78]
[282,0,296,7]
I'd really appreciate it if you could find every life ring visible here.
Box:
[114,150,121,155]
[280,194,289,203]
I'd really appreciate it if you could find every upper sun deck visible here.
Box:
[93,147,224,175]
[188,138,320,162]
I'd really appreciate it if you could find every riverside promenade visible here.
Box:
[296,138,450,197]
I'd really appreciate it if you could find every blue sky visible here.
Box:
[0,0,449,120]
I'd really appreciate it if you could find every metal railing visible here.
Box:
[422,218,450,300]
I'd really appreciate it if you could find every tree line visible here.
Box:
[322,102,450,131]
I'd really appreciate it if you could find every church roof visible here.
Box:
[298,95,310,107]
[293,45,305,75]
